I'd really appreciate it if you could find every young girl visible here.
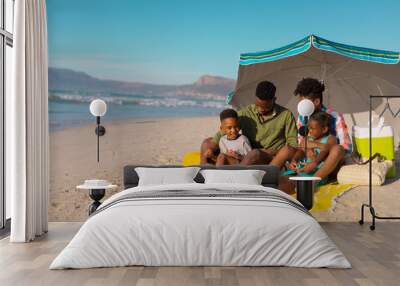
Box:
[282,112,337,190]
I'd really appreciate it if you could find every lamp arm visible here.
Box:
[304,116,308,163]
[97,117,100,162]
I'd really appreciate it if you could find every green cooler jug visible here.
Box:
[352,120,396,178]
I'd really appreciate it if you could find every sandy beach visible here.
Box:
[49,116,400,222]
[50,116,220,221]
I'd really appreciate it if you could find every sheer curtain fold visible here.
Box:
[9,0,49,242]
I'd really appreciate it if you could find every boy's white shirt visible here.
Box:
[219,134,252,156]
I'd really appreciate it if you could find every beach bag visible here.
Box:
[352,116,396,178]
[337,159,393,186]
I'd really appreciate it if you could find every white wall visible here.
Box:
[5,44,13,220]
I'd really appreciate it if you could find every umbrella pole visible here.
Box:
[359,95,400,231]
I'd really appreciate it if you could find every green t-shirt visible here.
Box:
[213,104,298,151]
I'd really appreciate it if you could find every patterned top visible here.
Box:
[297,105,352,153]
[309,134,332,156]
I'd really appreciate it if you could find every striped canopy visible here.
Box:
[238,35,399,66]
[228,35,400,139]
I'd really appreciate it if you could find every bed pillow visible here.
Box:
[135,167,201,186]
[200,169,266,185]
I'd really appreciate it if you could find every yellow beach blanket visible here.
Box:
[182,151,202,166]
[182,151,355,212]
[307,183,355,212]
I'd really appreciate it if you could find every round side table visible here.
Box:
[289,176,321,210]
[77,184,117,215]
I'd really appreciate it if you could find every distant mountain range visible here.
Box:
[48,67,236,100]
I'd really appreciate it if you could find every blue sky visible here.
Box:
[47,0,400,85]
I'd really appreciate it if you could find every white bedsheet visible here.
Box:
[50,183,351,269]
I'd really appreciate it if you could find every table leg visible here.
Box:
[88,189,105,215]
[296,181,314,210]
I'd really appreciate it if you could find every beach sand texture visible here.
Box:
[49,116,400,222]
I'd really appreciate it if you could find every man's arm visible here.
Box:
[296,115,306,144]
[285,112,298,148]
[335,113,352,152]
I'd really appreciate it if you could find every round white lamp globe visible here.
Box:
[297,99,315,117]
[90,99,107,117]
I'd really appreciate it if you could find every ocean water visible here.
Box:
[49,91,226,131]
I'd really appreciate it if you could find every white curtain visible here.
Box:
[8,0,49,242]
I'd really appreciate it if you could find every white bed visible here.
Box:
[50,183,351,269]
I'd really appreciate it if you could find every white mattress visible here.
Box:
[50,183,351,269]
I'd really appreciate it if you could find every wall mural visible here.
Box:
[47,1,400,222]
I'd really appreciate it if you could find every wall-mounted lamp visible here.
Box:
[89,99,107,162]
[297,99,315,162]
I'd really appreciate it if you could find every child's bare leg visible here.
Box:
[278,176,295,195]
[216,153,240,166]
[225,156,240,165]
[216,153,227,166]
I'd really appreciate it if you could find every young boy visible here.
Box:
[215,109,252,166]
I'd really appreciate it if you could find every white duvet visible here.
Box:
[50,183,351,269]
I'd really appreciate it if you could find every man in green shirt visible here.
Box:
[200,81,297,168]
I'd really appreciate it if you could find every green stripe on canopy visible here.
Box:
[239,35,400,65]
[240,36,311,65]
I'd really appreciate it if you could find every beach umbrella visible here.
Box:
[228,35,400,134]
